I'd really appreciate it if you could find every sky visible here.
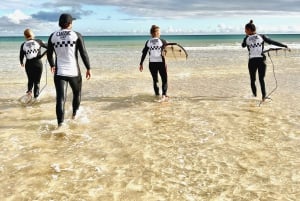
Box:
[1,0,300,36]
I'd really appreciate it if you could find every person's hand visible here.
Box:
[51,66,56,73]
[86,69,91,80]
[21,64,24,68]
[139,64,143,72]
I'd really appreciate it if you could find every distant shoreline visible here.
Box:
[1,33,300,41]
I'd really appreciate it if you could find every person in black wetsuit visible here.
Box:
[139,25,168,101]
[242,20,288,101]
[47,13,91,127]
[19,29,47,99]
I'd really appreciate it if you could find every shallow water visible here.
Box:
[0,39,300,200]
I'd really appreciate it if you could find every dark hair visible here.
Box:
[59,13,75,28]
[150,25,160,36]
[245,20,256,32]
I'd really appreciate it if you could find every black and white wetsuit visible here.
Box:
[19,39,47,98]
[47,29,90,125]
[242,34,287,99]
[140,37,168,96]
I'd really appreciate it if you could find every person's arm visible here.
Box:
[19,43,25,67]
[241,36,248,48]
[139,41,149,72]
[36,39,48,49]
[46,33,56,73]
[76,32,91,79]
[160,38,167,45]
[36,39,48,58]
[262,34,288,48]
[160,38,168,53]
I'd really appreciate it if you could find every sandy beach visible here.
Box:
[0,36,299,200]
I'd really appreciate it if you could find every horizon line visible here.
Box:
[1,33,300,37]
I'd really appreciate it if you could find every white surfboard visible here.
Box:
[18,94,40,106]
[19,94,33,105]
[51,124,69,136]
[163,43,188,61]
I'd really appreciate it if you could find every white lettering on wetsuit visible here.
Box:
[56,31,71,40]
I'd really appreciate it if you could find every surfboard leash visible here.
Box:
[259,47,290,106]
[39,59,48,95]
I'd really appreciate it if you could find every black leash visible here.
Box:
[259,48,290,106]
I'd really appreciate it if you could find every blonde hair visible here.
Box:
[150,25,160,37]
[24,29,34,40]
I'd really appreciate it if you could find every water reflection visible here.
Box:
[0,50,299,200]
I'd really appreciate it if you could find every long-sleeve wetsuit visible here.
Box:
[19,39,47,98]
[47,29,90,125]
[242,34,287,99]
[140,38,168,96]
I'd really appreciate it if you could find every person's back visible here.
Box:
[49,29,79,77]
[22,39,43,60]
[244,34,265,59]
[47,13,91,127]
[19,29,47,99]
[242,20,288,102]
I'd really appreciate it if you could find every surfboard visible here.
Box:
[163,43,188,61]
[19,94,33,105]
[51,124,69,136]
[18,94,40,106]
[156,95,170,103]
[258,97,272,107]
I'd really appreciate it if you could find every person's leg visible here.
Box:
[248,59,258,97]
[158,63,168,96]
[54,76,68,126]
[25,64,34,95]
[149,63,160,96]
[68,76,82,118]
[258,59,267,100]
[32,61,43,98]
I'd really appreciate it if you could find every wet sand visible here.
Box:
[0,48,299,200]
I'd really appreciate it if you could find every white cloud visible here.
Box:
[1,1,300,35]
[6,10,31,24]
[56,0,300,18]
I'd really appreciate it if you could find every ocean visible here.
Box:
[0,34,299,200]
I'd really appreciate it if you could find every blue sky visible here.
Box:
[1,0,300,36]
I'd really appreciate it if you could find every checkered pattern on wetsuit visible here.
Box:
[25,49,38,55]
[150,46,161,51]
[53,41,76,48]
[22,40,43,59]
[246,34,264,58]
[249,43,262,49]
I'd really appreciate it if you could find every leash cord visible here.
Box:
[265,51,278,99]
[258,48,289,106]
[39,59,48,95]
